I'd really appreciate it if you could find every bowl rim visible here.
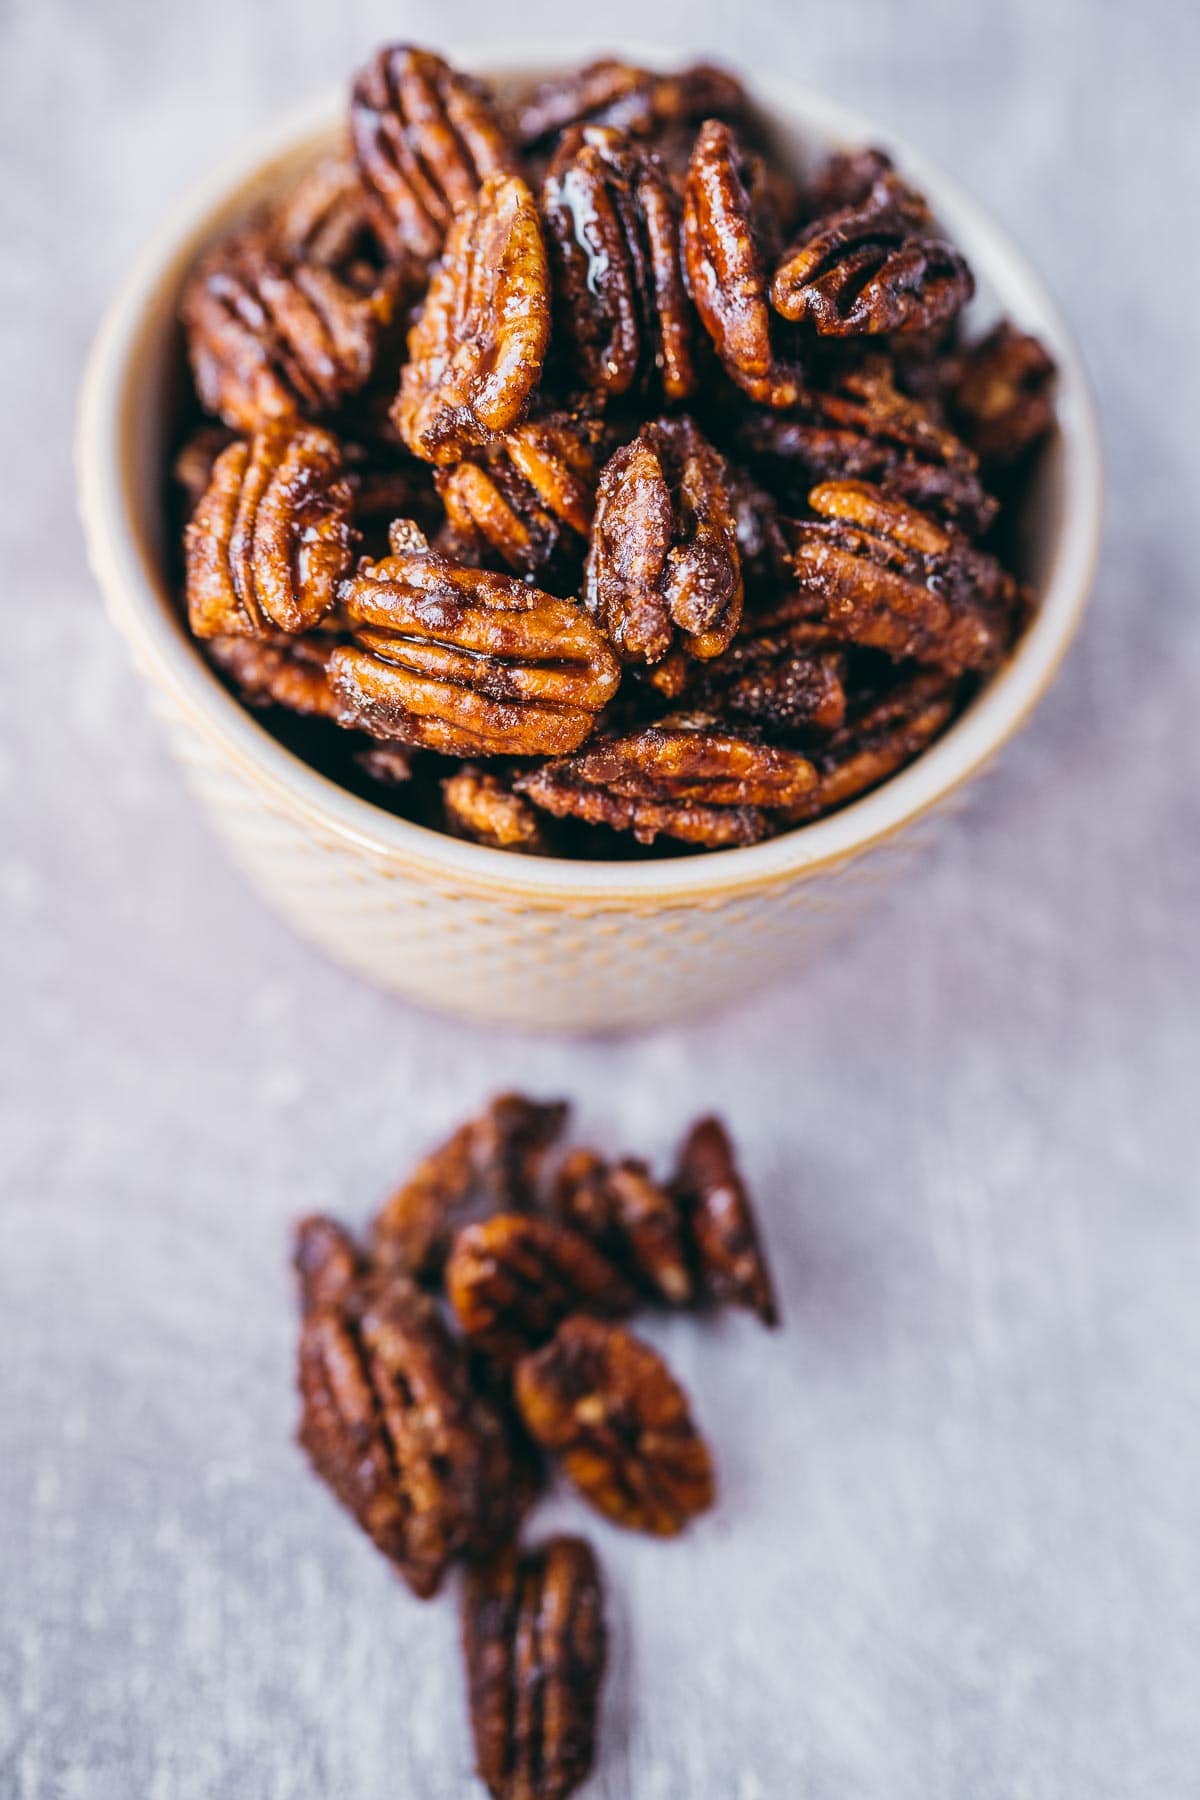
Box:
[76,40,1103,906]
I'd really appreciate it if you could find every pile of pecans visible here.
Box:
[176,49,1057,856]
[293,1094,777,1798]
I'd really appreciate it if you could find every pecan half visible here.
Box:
[446,1214,636,1363]
[331,539,620,755]
[516,717,817,848]
[949,323,1057,469]
[679,626,848,733]
[435,412,602,579]
[181,224,389,431]
[293,1213,363,1316]
[516,58,748,151]
[585,417,743,665]
[780,667,959,822]
[772,168,973,337]
[296,1266,528,1596]
[350,46,517,261]
[185,423,357,638]
[782,480,1020,673]
[555,1149,694,1306]
[371,1094,568,1282]
[173,424,236,516]
[515,1316,715,1535]
[463,1537,606,1800]
[392,173,551,463]
[543,126,695,404]
[207,629,352,722]
[273,152,394,284]
[682,120,801,408]
[673,1116,778,1326]
[442,767,547,853]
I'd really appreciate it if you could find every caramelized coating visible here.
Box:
[331,538,620,755]
[442,767,547,853]
[733,355,998,537]
[350,46,517,260]
[207,629,352,722]
[516,57,748,150]
[682,121,801,408]
[772,168,973,337]
[436,412,602,579]
[801,145,896,220]
[543,125,695,404]
[679,626,848,733]
[585,417,743,665]
[185,423,356,638]
[446,1214,636,1362]
[673,1116,778,1326]
[463,1537,606,1800]
[515,1316,715,1535]
[516,717,817,848]
[181,224,389,431]
[780,666,959,822]
[371,1094,568,1281]
[782,481,1021,674]
[273,151,393,283]
[949,322,1057,469]
[393,173,551,462]
[296,1266,529,1596]
[555,1148,695,1306]
[293,1213,363,1316]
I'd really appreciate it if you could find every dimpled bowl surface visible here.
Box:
[77,43,1102,1031]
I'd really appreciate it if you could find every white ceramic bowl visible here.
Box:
[77,46,1102,1032]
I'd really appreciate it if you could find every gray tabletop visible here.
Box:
[4,1,1199,1795]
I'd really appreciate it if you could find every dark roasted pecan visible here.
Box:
[673,1116,778,1326]
[273,151,394,284]
[350,46,517,260]
[435,412,602,578]
[780,666,959,822]
[515,1316,715,1534]
[207,628,353,722]
[733,355,997,537]
[296,1266,527,1596]
[585,417,743,665]
[185,423,357,638]
[181,224,390,431]
[802,146,897,219]
[371,1094,568,1281]
[516,58,748,151]
[682,120,801,408]
[293,1213,363,1316]
[330,537,620,755]
[781,480,1020,673]
[173,424,236,516]
[446,1214,636,1362]
[442,767,547,853]
[393,173,551,463]
[555,1149,694,1306]
[516,716,817,848]
[772,167,973,337]
[678,625,848,733]
[543,126,695,404]
[949,322,1057,469]
[463,1537,606,1800]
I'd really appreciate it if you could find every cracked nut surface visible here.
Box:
[673,1116,778,1326]
[463,1536,606,1800]
[555,1149,694,1306]
[185,423,357,638]
[446,1214,636,1363]
[330,538,620,756]
[515,1315,715,1535]
[436,411,602,579]
[392,173,551,463]
[585,416,743,665]
[949,322,1057,469]
[543,125,695,404]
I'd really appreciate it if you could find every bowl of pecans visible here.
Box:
[78,43,1102,1031]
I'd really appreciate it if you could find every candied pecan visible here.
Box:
[543,126,695,404]
[442,767,547,853]
[293,1214,363,1316]
[350,46,517,260]
[296,1267,527,1596]
[371,1094,568,1281]
[949,322,1057,469]
[682,120,801,408]
[515,1316,715,1535]
[207,629,352,722]
[585,417,743,665]
[732,355,997,537]
[673,1116,778,1326]
[516,717,817,848]
[772,168,973,337]
[463,1537,606,1800]
[435,412,602,579]
[801,145,896,220]
[781,480,1021,673]
[780,666,959,822]
[185,423,357,638]
[173,424,236,516]
[331,539,620,756]
[516,57,748,151]
[392,173,551,463]
[680,626,848,733]
[273,151,394,283]
[181,224,389,431]
[446,1214,636,1363]
[555,1149,694,1306]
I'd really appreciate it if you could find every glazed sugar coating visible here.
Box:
[672,1115,778,1325]
[555,1147,696,1306]
[441,766,547,852]
[435,411,603,579]
[446,1213,637,1362]
[207,629,352,723]
[517,57,749,151]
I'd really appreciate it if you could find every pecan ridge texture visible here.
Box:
[446,1213,637,1363]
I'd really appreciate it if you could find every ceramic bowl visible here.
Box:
[76,46,1102,1031]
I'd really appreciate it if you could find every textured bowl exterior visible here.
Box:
[77,50,1102,1031]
